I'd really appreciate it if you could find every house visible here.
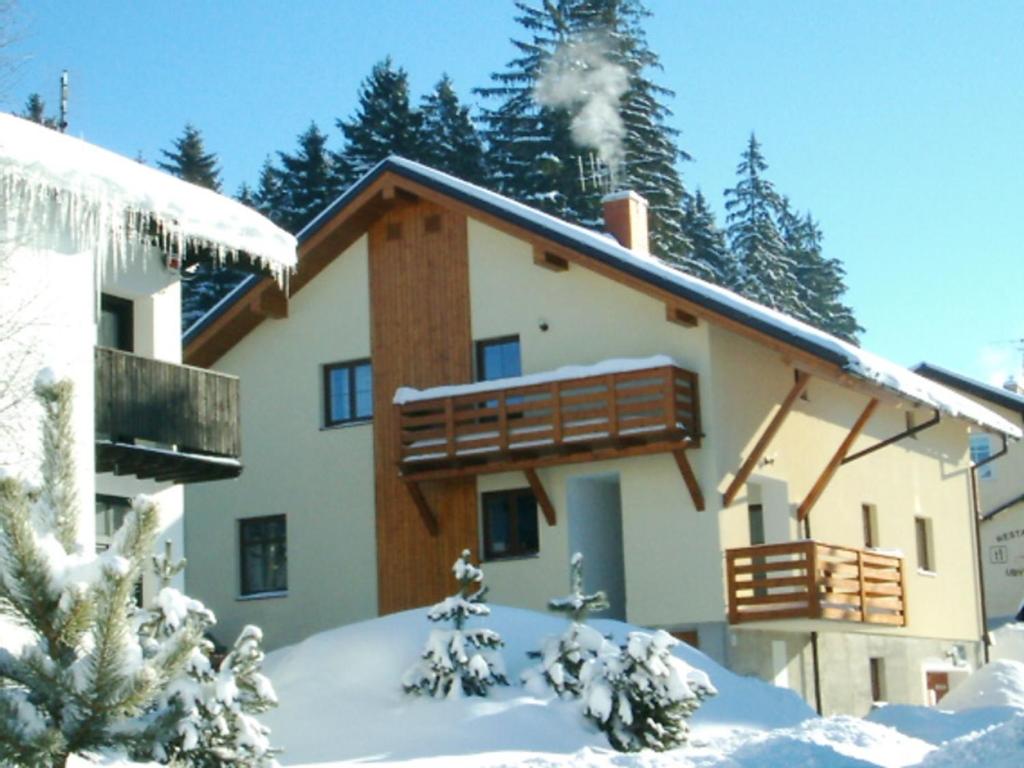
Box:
[914,363,1024,631]
[0,113,296,602]
[183,157,1019,715]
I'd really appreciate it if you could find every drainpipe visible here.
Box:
[970,433,1009,664]
[801,514,824,714]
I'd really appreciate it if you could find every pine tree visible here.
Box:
[778,199,862,343]
[158,123,222,191]
[402,549,507,699]
[335,58,428,186]
[724,133,801,313]
[580,630,715,752]
[680,190,738,287]
[478,0,693,262]
[523,552,615,698]
[420,75,488,185]
[274,122,344,234]
[0,372,278,767]
[250,156,288,228]
[20,93,57,129]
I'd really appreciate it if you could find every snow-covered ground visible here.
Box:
[254,607,1024,767]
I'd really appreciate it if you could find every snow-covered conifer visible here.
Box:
[403,549,507,698]
[524,552,615,698]
[0,373,278,767]
[580,629,715,752]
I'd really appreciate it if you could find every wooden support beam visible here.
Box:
[666,304,699,328]
[673,449,705,512]
[722,371,811,507]
[524,468,556,526]
[798,398,880,522]
[404,480,439,535]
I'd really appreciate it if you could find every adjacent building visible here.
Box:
[0,113,295,601]
[914,363,1024,629]
[183,157,1018,715]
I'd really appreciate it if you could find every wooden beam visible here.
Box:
[722,371,811,507]
[673,449,705,512]
[404,480,439,535]
[255,286,288,318]
[666,304,698,328]
[524,468,556,526]
[797,398,880,521]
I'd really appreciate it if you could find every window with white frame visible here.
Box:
[969,433,994,479]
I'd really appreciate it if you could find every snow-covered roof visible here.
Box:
[0,113,296,277]
[914,363,1024,416]
[203,155,1022,438]
[394,355,675,405]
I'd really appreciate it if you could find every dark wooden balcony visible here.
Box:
[94,347,242,484]
[397,364,701,480]
[726,540,906,627]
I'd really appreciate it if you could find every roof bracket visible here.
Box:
[673,448,705,512]
[404,480,439,536]
[723,370,810,507]
[524,468,557,526]
[798,397,879,521]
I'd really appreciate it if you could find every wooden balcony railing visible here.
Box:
[726,540,906,627]
[397,364,700,478]
[95,347,242,483]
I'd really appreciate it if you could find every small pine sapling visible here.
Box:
[580,629,716,752]
[403,549,507,698]
[523,552,615,698]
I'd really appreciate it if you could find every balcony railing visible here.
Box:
[726,540,906,627]
[397,364,700,478]
[94,347,241,483]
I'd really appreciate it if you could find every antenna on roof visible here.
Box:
[58,70,69,133]
[576,152,614,195]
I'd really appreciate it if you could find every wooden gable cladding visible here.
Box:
[368,198,478,615]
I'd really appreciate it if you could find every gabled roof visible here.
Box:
[184,156,1022,439]
[914,362,1024,417]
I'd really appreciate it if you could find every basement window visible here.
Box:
[869,657,886,703]
[482,488,539,560]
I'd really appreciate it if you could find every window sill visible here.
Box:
[237,590,288,602]
[483,552,541,564]
[320,419,372,432]
[917,569,938,578]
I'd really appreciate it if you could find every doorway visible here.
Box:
[567,473,626,620]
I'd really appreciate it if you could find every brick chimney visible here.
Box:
[602,190,649,255]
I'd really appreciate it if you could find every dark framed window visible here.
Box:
[862,504,877,548]
[324,359,373,426]
[869,657,886,702]
[239,515,288,596]
[915,517,934,572]
[95,494,132,552]
[482,488,539,560]
[476,336,521,382]
[747,503,765,545]
[98,294,134,352]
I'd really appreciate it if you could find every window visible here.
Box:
[970,433,994,479]
[98,294,133,352]
[324,359,373,426]
[747,503,765,546]
[95,494,131,552]
[915,517,934,572]
[862,504,877,548]
[239,515,288,596]
[869,657,886,702]
[476,336,521,382]
[482,488,539,560]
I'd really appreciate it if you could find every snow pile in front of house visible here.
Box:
[0,113,296,276]
[394,355,677,404]
[991,621,1024,662]
[260,605,980,767]
[913,713,1024,767]
[939,659,1024,711]
[381,157,1019,438]
[867,703,1022,745]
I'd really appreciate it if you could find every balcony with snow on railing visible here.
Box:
[394,356,701,479]
[726,540,907,628]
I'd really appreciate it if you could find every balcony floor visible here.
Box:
[96,440,242,484]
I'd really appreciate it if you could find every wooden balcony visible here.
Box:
[396,364,701,481]
[726,540,906,627]
[94,347,242,484]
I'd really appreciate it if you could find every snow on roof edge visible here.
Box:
[0,114,297,274]
[394,355,676,405]
[914,362,1024,414]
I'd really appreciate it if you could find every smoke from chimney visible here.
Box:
[534,33,628,187]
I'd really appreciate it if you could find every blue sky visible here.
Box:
[5,1,1022,385]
